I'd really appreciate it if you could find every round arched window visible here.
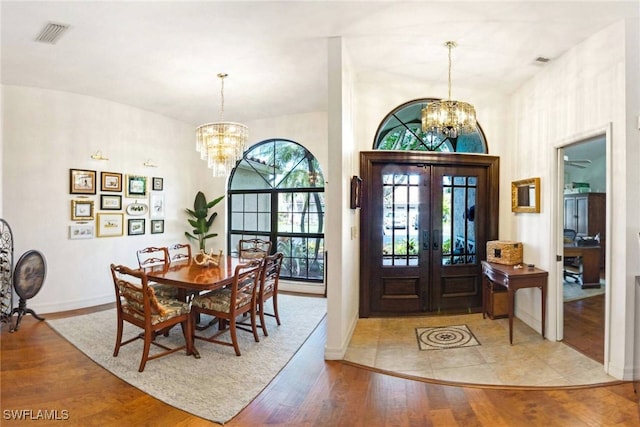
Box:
[228,139,325,283]
[374,99,487,153]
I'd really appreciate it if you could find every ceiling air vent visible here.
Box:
[35,22,70,44]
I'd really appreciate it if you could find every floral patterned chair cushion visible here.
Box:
[150,283,179,298]
[117,279,189,324]
[192,288,252,313]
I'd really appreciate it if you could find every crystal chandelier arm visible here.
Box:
[217,72,227,123]
[445,41,455,102]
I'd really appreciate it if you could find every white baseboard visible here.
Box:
[323,308,359,360]
[27,294,114,315]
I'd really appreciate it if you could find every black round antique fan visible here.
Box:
[10,249,46,332]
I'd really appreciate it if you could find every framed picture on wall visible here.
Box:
[152,177,163,191]
[128,218,145,236]
[100,194,122,210]
[149,193,165,219]
[101,172,122,192]
[125,175,147,198]
[150,219,164,234]
[71,199,95,221]
[70,169,96,195]
[69,224,94,240]
[96,213,124,237]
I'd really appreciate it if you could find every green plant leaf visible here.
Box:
[206,195,225,209]
[206,212,217,228]
[194,191,207,210]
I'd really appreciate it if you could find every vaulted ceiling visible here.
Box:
[2,1,637,128]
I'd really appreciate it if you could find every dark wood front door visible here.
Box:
[359,152,499,317]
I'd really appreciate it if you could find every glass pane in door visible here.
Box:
[441,175,477,265]
[381,173,420,266]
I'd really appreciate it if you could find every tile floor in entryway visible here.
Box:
[344,313,616,387]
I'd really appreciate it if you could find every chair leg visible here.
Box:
[229,318,241,356]
[139,330,152,372]
[113,318,124,357]
[272,294,281,326]
[258,301,269,336]
[250,308,259,343]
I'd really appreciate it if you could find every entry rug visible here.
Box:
[416,324,480,350]
[47,294,326,425]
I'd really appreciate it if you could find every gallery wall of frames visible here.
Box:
[68,169,166,239]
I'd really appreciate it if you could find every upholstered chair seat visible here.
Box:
[110,264,193,372]
[121,296,190,325]
[191,259,262,356]
[150,284,181,299]
[192,288,252,313]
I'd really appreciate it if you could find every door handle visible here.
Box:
[423,230,429,250]
[432,230,440,250]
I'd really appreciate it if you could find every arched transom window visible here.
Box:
[374,99,487,153]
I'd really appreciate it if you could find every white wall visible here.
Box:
[509,19,640,379]
[324,37,361,359]
[244,111,328,170]
[2,85,215,313]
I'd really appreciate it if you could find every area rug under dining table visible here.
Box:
[47,294,326,425]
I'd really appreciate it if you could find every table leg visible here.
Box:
[508,289,515,345]
[187,313,201,359]
[482,276,487,319]
[540,285,546,339]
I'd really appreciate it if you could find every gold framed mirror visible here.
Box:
[511,177,540,213]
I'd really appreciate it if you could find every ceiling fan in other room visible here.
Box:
[564,155,592,169]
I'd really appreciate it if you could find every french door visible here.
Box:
[359,152,499,317]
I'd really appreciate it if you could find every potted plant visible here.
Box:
[185,191,224,252]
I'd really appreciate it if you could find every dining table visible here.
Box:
[143,255,242,358]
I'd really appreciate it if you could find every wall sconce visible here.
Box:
[143,159,157,168]
[350,176,362,209]
[90,150,109,161]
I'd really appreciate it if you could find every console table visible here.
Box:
[481,261,548,344]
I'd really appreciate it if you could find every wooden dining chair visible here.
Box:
[239,252,284,337]
[110,264,192,372]
[238,238,272,260]
[256,252,284,336]
[136,246,178,298]
[191,259,262,356]
[168,243,192,263]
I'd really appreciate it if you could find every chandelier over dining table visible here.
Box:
[196,73,248,177]
[421,41,477,140]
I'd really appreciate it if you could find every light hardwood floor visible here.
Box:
[1,296,638,427]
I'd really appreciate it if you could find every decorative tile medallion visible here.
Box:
[415,324,480,351]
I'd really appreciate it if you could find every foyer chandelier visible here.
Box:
[422,41,477,139]
[196,73,248,177]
